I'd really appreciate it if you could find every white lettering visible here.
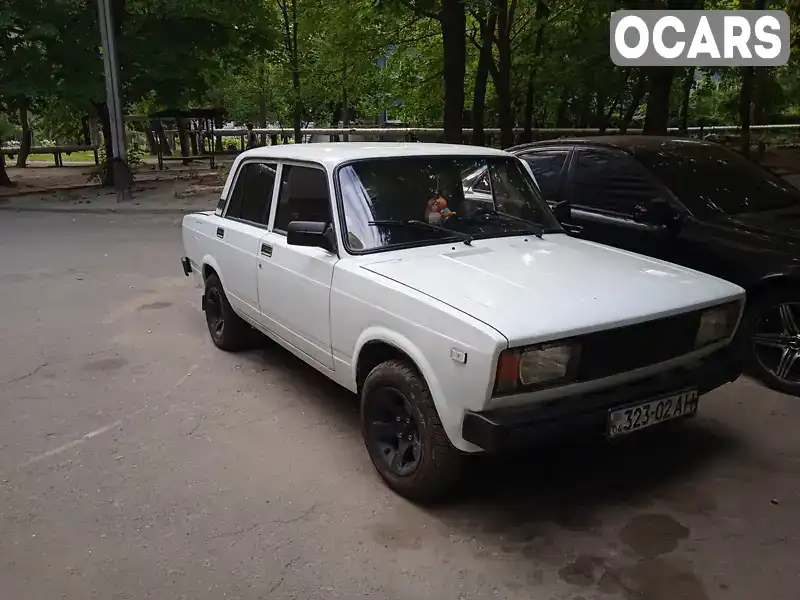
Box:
[723,16,752,58]
[754,15,781,59]
[653,16,685,59]
[615,15,649,59]
[687,16,721,59]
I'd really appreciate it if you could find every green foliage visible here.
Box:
[2,0,800,156]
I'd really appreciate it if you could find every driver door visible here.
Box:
[258,163,338,370]
[564,147,682,262]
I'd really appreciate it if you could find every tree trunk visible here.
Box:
[739,65,754,157]
[258,60,268,145]
[330,102,342,142]
[620,70,646,133]
[643,66,676,134]
[153,120,172,155]
[593,91,607,131]
[214,116,223,153]
[290,0,302,143]
[177,118,191,164]
[144,129,157,154]
[190,125,199,155]
[16,99,31,168]
[555,91,569,127]
[0,150,12,186]
[522,3,549,142]
[472,12,497,147]
[494,0,518,148]
[679,67,695,133]
[441,0,467,143]
[740,0,766,155]
[95,102,114,187]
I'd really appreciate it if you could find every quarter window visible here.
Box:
[273,165,332,232]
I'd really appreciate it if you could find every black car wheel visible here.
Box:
[361,360,466,503]
[204,273,252,352]
[745,289,800,396]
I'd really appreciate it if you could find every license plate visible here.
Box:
[608,390,698,439]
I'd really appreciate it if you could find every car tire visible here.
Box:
[203,273,252,352]
[360,359,466,503]
[741,287,800,396]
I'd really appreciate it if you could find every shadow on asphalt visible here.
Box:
[241,335,744,531]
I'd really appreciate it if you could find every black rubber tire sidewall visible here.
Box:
[204,274,251,352]
[361,359,465,504]
[740,287,800,396]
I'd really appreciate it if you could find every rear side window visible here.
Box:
[520,150,569,201]
[273,165,332,232]
[571,149,664,216]
[224,162,278,224]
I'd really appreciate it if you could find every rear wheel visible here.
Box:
[743,288,800,396]
[204,273,251,352]
[361,359,466,503]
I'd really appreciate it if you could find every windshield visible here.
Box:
[634,142,800,216]
[337,155,561,251]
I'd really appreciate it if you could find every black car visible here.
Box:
[506,136,800,396]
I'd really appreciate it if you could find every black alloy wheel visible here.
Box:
[365,387,423,477]
[749,296,800,395]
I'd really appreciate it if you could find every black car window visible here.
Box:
[273,165,332,232]
[633,141,800,216]
[572,149,665,217]
[519,150,569,201]
[225,161,277,224]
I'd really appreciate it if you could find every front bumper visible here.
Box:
[462,346,743,453]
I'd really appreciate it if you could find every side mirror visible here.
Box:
[552,200,572,223]
[633,198,682,229]
[286,220,337,254]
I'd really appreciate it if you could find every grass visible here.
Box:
[26,150,96,163]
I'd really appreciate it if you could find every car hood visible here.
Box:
[711,204,800,254]
[360,235,744,346]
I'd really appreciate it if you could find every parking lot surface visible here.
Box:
[1,212,798,600]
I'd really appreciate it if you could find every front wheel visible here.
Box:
[361,359,466,503]
[743,288,800,396]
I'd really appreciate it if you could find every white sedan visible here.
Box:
[181,142,746,502]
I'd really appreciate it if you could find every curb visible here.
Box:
[0,205,200,215]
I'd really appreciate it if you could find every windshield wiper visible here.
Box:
[367,219,473,246]
[469,208,544,238]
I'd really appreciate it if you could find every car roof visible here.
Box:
[508,135,716,154]
[236,142,512,166]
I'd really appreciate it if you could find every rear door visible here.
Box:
[215,160,278,323]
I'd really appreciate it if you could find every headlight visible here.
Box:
[695,302,741,348]
[494,342,580,393]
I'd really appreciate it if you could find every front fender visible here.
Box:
[352,327,483,453]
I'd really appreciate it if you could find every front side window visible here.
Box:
[520,150,569,201]
[273,165,332,232]
[337,156,562,252]
[571,149,664,217]
[224,161,277,225]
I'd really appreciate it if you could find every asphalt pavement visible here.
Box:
[0,212,798,600]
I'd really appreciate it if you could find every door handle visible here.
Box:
[260,243,273,258]
[216,227,225,239]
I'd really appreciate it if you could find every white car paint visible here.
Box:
[182,142,746,453]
